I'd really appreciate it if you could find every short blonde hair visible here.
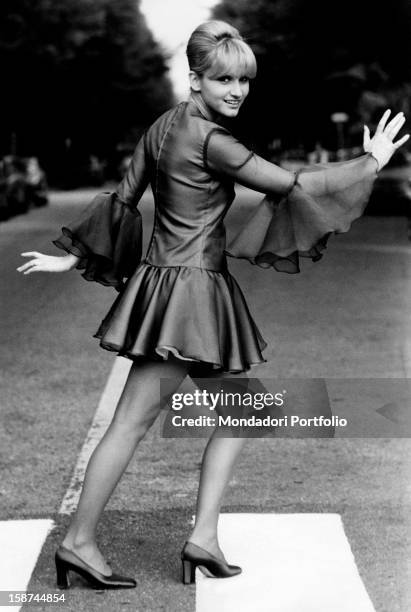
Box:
[186,20,257,79]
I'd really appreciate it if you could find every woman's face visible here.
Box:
[191,67,250,118]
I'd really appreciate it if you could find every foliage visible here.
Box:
[213,0,411,151]
[0,0,174,182]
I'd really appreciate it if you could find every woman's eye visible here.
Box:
[217,76,249,83]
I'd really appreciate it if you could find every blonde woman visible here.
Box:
[18,20,408,589]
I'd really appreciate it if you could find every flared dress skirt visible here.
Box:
[93,261,267,373]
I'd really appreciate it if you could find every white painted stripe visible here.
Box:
[0,520,54,611]
[195,514,376,612]
[58,357,131,515]
[0,359,130,606]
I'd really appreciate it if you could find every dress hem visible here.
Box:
[93,333,267,374]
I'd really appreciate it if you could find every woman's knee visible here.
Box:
[110,357,189,433]
[111,397,161,436]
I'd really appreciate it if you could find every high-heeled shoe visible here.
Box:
[55,546,137,589]
[180,541,242,584]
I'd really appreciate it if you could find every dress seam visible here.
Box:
[141,259,224,273]
[203,127,228,172]
[200,126,224,269]
[200,178,214,270]
[154,105,183,198]
[146,104,183,262]
[203,127,255,173]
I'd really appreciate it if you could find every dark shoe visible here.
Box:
[55,546,136,590]
[180,541,242,584]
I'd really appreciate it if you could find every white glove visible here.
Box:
[363,109,409,171]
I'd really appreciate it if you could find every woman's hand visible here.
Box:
[17,252,80,275]
[363,110,409,171]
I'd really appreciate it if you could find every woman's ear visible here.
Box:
[189,71,202,92]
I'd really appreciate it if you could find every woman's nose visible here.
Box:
[229,80,242,97]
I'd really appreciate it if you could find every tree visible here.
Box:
[212,0,411,152]
[0,0,174,183]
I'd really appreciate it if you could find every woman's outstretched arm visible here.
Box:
[206,110,408,195]
[218,110,408,273]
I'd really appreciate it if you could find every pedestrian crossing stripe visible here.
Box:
[0,515,376,611]
[195,514,376,612]
[0,519,54,612]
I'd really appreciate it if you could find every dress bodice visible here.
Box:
[143,101,236,271]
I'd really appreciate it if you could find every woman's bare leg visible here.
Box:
[188,372,249,560]
[188,433,247,560]
[61,356,189,573]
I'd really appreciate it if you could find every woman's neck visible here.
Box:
[188,91,224,124]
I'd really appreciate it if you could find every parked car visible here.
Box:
[0,156,48,221]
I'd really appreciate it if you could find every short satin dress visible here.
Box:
[53,94,379,373]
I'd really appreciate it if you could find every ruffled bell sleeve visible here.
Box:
[52,132,149,290]
[204,127,379,273]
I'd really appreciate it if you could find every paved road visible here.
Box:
[0,188,410,611]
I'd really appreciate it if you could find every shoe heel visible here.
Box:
[182,559,196,584]
[55,556,70,589]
